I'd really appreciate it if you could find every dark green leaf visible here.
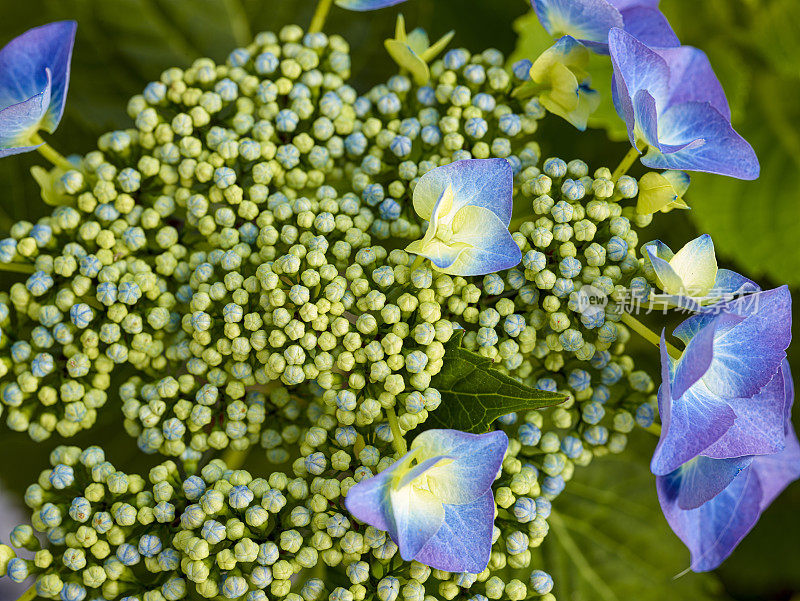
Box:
[427,332,565,433]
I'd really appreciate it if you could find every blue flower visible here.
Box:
[609,28,759,179]
[405,159,522,276]
[528,35,600,130]
[643,234,759,301]
[656,364,800,571]
[0,21,76,158]
[531,0,678,53]
[336,0,406,10]
[651,287,792,477]
[344,429,508,572]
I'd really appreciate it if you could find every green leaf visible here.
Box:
[540,436,729,601]
[426,332,565,433]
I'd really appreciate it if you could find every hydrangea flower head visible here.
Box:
[345,429,508,572]
[336,0,406,10]
[405,159,522,276]
[385,15,454,86]
[656,363,800,571]
[637,170,689,214]
[531,0,678,53]
[529,35,600,130]
[652,287,792,477]
[0,21,76,158]
[609,28,759,179]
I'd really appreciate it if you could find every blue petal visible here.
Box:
[609,27,670,145]
[441,206,522,276]
[618,6,679,47]
[413,490,496,573]
[712,269,760,297]
[668,455,753,510]
[655,45,729,118]
[531,0,623,51]
[412,430,508,505]
[753,420,800,511]
[702,288,791,399]
[335,0,407,10]
[389,477,445,561]
[656,463,763,572]
[344,461,402,532]
[651,339,736,476]
[0,21,76,132]
[671,312,716,399]
[703,365,789,459]
[0,87,49,157]
[642,101,760,179]
[413,159,514,225]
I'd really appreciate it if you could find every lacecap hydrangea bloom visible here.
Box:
[0,1,796,597]
[345,429,508,572]
[0,21,76,157]
[405,159,522,276]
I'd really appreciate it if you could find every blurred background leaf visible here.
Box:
[0,1,798,600]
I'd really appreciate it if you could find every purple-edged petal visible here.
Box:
[618,6,679,47]
[0,21,76,133]
[413,490,496,573]
[652,339,736,476]
[531,0,623,50]
[335,0,406,10]
[712,269,760,297]
[655,45,729,118]
[412,429,508,505]
[609,0,659,10]
[656,463,762,572]
[754,422,800,510]
[642,101,760,179]
[344,460,404,532]
[703,366,789,459]
[671,313,717,399]
[609,27,669,143]
[702,288,791,399]
[413,159,514,225]
[667,455,753,510]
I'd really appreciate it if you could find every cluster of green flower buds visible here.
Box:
[0,21,674,601]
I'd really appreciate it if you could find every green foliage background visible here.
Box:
[0,1,797,600]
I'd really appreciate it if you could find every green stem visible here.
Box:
[409,255,425,271]
[619,313,682,360]
[610,146,640,182]
[386,406,407,456]
[30,133,73,172]
[0,263,36,274]
[308,0,335,33]
[17,584,38,601]
[645,423,662,437]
